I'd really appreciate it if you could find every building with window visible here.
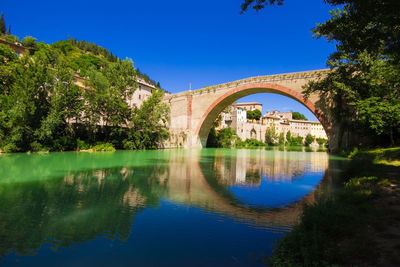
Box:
[219,105,328,143]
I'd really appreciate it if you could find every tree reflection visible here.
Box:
[0,164,168,258]
[0,149,333,260]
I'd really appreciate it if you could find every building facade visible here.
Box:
[219,106,328,143]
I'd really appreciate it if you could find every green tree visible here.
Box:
[304,134,315,147]
[0,13,5,35]
[246,110,254,120]
[242,0,400,147]
[126,89,169,150]
[290,136,304,146]
[292,112,307,121]
[241,0,284,13]
[278,132,285,145]
[252,109,262,120]
[316,137,328,146]
[21,36,38,55]
[217,127,237,148]
[34,56,83,151]
[286,130,292,145]
[265,126,278,145]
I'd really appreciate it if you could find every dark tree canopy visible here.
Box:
[241,0,400,147]
[292,112,307,121]
[0,13,6,34]
[241,0,284,13]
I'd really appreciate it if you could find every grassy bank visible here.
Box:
[269,147,400,266]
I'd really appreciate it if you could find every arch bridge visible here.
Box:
[164,69,337,149]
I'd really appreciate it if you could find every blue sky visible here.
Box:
[2,0,336,120]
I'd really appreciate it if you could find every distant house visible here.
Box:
[219,105,328,142]
[0,39,28,56]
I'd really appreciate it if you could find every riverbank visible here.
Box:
[269,147,400,266]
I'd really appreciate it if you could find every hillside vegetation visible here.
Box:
[0,29,168,152]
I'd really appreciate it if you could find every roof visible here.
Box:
[234,102,262,106]
[263,115,280,119]
[290,119,322,124]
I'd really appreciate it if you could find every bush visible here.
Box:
[92,142,115,152]
[304,134,315,146]
[77,139,91,150]
[30,141,48,152]
[289,136,304,146]
[216,127,238,148]
[2,143,18,153]
[265,126,278,145]
[316,137,328,146]
[236,138,266,148]
[123,139,136,150]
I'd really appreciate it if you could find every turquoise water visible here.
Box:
[0,149,343,266]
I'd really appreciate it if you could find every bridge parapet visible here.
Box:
[165,69,330,100]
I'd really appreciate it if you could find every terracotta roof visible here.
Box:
[263,115,280,119]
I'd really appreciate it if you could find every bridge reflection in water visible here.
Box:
[164,149,330,233]
[0,149,336,262]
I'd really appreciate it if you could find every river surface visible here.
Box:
[0,149,345,266]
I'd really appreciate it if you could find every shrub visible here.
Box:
[304,134,315,146]
[92,142,115,152]
[77,139,91,150]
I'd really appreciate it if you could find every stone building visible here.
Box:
[0,39,28,56]
[219,105,328,143]
[73,73,161,109]
[233,102,262,113]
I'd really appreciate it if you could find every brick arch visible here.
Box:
[195,82,330,146]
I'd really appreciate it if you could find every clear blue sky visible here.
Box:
[2,0,336,120]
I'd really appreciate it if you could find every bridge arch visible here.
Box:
[195,82,330,147]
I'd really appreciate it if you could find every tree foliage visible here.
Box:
[265,126,278,145]
[0,13,6,35]
[303,1,400,147]
[304,134,315,146]
[292,112,307,121]
[126,89,170,150]
[0,33,169,152]
[241,0,400,147]
[240,0,284,13]
[246,109,262,120]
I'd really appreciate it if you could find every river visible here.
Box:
[0,149,346,266]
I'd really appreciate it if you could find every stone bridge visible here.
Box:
[164,69,337,149]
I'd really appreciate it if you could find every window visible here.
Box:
[139,95,141,100]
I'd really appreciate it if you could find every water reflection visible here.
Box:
[0,149,338,264]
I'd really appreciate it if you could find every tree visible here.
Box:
[278,132,285,145]
[304,134,315,146]
[316,137,328,146]
[247,109,261,120]
[292,112,307,121]
[252,109,262,120]
[290,136,304,146]
[241,0,400,147]
[286,130,292,144]
[241,0,284,13]
[265,126,278,145]
[217,127,237,148]
[246,110,254,120]
[0,13,5,35]
[303,1,400,147]
[126,89,170,150]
